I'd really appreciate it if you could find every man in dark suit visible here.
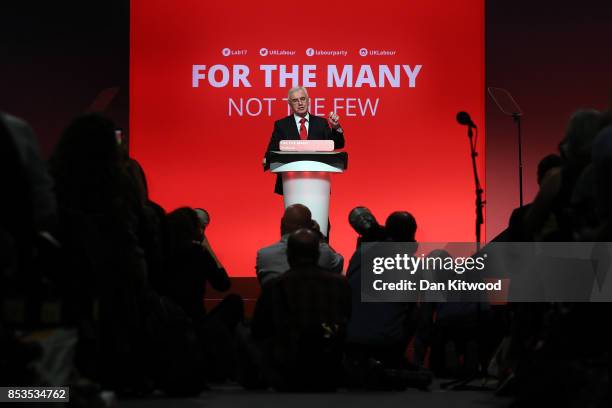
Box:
[265,86,346,194]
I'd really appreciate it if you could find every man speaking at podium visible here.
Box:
[265,86,345,194]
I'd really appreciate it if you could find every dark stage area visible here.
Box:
[121,381,511,408]
[2,1,612,407]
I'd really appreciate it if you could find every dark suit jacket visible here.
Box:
[266,114,345,194]
[251,265,351,341]
[250,264,351,390]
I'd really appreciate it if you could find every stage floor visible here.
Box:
[118,380,511,408]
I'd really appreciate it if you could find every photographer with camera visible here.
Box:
[255,204,343,287]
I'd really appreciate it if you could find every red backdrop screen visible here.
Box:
[130,0,485,276]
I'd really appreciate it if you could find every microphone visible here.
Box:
[456,111,477,128]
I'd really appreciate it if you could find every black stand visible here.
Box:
[468,125,484,251]
[486,86,525,209]
[513,113,524,207]
[440,124,491,391]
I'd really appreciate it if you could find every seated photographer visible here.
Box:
[163,207,244,381]
[256,204,343,286]
[346,211,418,369]
[244,228,351,391]
[348,206,387,249]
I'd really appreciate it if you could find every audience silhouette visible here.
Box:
[1,102,611,406]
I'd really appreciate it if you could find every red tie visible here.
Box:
[299,117,308,140]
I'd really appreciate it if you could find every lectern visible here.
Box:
[264,151,348,236]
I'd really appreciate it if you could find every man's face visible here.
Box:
[288,89,309,117]
[349,207,377,235]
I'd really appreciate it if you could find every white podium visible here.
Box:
[265,151,348,236]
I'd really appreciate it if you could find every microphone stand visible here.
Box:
[468,125,484,251]
[440,123,489,392]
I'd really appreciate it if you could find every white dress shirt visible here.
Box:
[293,112,310,135]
